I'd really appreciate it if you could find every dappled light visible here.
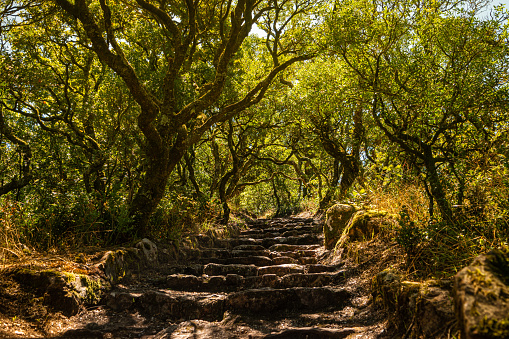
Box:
[1,0,509,337]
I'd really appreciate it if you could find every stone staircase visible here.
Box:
[71,217,385,338]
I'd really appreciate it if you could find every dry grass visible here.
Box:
[0,199,29,264]
[366,182,430,222]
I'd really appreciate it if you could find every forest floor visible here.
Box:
[0,216,406,339]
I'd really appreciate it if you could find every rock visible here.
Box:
[372,269,455,338]
[227,287,350,313]
[261,327,356,338]
[203,263,258,277]
[96,248,140,284]
[454,249,509,339]
[8,268,103,317]
[323,204,356,249]
[335,210,395,250]
[136,238,158,265]
[257,264,305,276]
[372,268,402,312]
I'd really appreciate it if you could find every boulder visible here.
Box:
[8,268,103,317]
[454,249,509,339]
[323,204,356,249]
[372,269,455,338]
[324,204,394,250]
[96,248,141,284]
[335,210,395,250]
[136,238,159,266]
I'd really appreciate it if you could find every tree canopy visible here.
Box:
[1,0,509,266]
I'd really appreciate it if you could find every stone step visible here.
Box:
[240,225,316,236]
[258,264,306,276]
[203,263,258,277]
[164,262,339,279]
[202,256,274,266]
[227,286,351,313]
[105,286,351,321]
[272,256,298,265]
[239,232,281,239]
[271,250,318,259]
[179,248,272,261]
[208,234,321,249]
[105,290,227,321]
[164,271,346,292]
[269,244,321,252]
[261,234,321,247]
[298,257,318,265]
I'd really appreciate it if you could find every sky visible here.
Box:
[488,0,509,12]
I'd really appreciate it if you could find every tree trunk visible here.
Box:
[319,158,340,211]
[218,170,234,225]
[184,148,205,200]
[272,178,282,217]
[423,154,453,223]
[128,146,179,238]
[339,154,360,197]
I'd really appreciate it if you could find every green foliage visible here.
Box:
[150,192,220,243]
[1,0,509,286]
[395,206,422,256]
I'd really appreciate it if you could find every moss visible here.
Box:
[466,268,492,288]
[334,210,394,250]
[486,249,509,285]
[79,275,102,304]
[101,248,141,284]
[476,316,509,337]
[323,204,356,249]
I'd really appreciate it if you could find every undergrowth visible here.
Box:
[366,180,509,280]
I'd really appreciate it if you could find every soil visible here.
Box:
[0,216,406,339]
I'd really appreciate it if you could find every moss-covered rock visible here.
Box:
[7,268,103,317]
[454,249,509,339]
[335,210,395,250]
[372,269,455,338]
[323,204,356,249]
[96,248,141,285]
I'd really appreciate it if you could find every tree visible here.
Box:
[288,58,369,211]
[2,0,319,236]
[329,0,509,222]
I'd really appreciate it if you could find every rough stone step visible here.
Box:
[164,271,346,292]
[260,327,356,339]
[271,249,318,259]
[253,220,312,229]
[261,234,321,247]
[231,249,271,257]
[233,244,266,251]
[298,257,318,265]
[227,286,351,313]
[165,264,204,276]
[258,264,306,276]
[105,286,351,321]
[202,256,274,266]
[241,225,316,235]
[217,238,263,249]
[203,263,258,277]
[272,256,298,265]
[179,247,272,261]
[105,290,227,321]
[269,244,321,252]
[164,262,339,279]
[239,232,281,239]
[239,230,320,240]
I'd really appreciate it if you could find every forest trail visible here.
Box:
[4,217,391,338]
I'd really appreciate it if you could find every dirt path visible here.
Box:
[0,217,394,338]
